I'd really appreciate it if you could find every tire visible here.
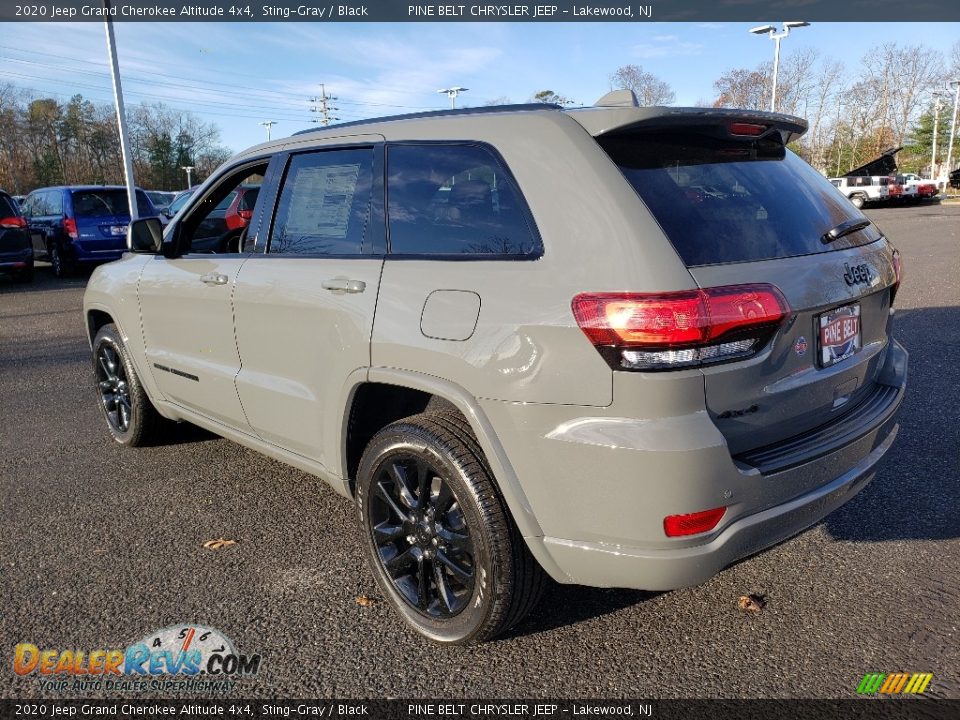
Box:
[13,266,34,283]
[849,194,866,209]
[356,411,545,644]
[50,242,73,278]
[92,323,165,447]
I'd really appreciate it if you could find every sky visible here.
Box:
[1,21,958,154]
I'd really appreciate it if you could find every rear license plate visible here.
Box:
[110,226,125,236]
[818,303,861,367]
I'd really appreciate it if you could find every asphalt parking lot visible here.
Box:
[1,204,958,700]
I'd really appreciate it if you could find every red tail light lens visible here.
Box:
[664,506,727,537]
[728,122,767,136]
[572,284,789,370]
[64,217,78,239]
[0,216,27,229]
[237,209,253,221]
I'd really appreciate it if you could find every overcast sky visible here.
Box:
[2,21,958,152]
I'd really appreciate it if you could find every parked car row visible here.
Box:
[828,174,938,209]
[1,184,259,282]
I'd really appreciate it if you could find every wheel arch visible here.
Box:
[344,368,545,543]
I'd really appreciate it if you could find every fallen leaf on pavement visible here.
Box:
[738,594,766,613]
[355,595,377,607]
[202,538,237,550]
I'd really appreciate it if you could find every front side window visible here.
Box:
[269,148,374,256]
[178,166,266,254]
[386,144,539,257]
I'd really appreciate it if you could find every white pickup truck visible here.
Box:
[894,174,939,202]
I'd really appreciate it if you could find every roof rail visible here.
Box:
[292,103,562,136]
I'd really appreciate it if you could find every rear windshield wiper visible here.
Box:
[822,218,871,244]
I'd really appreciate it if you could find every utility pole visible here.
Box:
[181,166,194,189]
[835,93,845,177]
[259,120,278,141]
[103,0,138,221]
[310,85,339,126]
[438,87,468,109]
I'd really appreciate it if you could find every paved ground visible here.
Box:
[1,204,958,700]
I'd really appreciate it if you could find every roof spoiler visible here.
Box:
[595,89,639,108]
[568,106,808,145]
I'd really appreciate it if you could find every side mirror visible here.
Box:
[128,217,163,253]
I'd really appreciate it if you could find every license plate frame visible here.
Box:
[817,302,862,368]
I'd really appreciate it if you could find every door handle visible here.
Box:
[321,277,366,294]
[200,272,229,285]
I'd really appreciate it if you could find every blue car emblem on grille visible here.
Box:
[795,336,808,356]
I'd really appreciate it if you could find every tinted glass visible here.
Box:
[167,190,194,216]
[600,133,883,267]
[387,144,538,256]
[269,149,373,256]
[70,190,153,218]
[0,194,18,218]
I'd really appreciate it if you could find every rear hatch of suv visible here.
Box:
[70,189,154,251]
[581,110,900,458]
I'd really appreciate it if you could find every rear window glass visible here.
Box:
[600,133,883,266]
[71,190,153,218]
[0,195,18,217]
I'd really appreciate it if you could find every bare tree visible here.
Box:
[609,64,676,106]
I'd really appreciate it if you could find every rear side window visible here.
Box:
[600,133,883,266]
[70,190,153,218]
[387,144,539,257]
[269,148,373,256]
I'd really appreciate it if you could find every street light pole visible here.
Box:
[259,120,278,141]
[931,93,945,182]
[944,80,960,191]
[437,87,468,109]
[181,166,194,189]
[749,22,810,113]
[103,0,138,221]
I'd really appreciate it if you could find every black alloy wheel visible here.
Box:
[91,323,165,446]
[95,343,132,433]
[369,455,476,618]
[356,412,545,644]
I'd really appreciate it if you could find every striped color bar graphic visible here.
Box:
[857,673,933,695]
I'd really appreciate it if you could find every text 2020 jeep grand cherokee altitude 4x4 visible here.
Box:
[83,93,907,644]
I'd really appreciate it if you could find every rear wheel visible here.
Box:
[13,266,33,283]
[50,242,73,278]
[356,411,545,644]
[92,323,165,446]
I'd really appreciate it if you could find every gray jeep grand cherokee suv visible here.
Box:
[83,91,907,644]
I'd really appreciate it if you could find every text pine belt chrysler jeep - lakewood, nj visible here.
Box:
[84,91,907,644]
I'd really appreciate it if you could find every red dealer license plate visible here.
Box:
[818,303,861,367]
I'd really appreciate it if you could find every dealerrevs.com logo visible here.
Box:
[13,625,261,693]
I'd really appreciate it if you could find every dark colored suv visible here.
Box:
[20,186,156,276]
[0,190,32,283]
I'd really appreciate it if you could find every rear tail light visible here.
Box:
[664,507,727,537]
[237,209,253,221]
[64,217,78,239]
[572,284,789,371]
[0,216,27,229]
[890,248,902,306]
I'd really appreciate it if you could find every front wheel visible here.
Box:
[92,323,165,446]
[356,412,545,644]
[850,194,866,209]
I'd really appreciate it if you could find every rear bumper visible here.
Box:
[0,247,33,270]
[485,340,907,590]
[68,239,125,263]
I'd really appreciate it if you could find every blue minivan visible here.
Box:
[20,186,156,276]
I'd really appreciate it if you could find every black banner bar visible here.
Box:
[2,700,959,720]
[2,0,960,22]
